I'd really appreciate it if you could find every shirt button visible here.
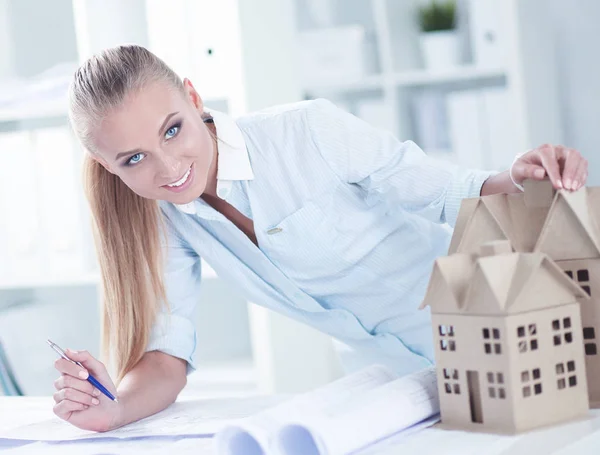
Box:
[267,227,283,235]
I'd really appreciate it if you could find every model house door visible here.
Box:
[467,370,483,423]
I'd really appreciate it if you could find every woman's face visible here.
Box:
[92,79,215,204]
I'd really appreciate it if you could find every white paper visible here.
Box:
[1,395,283,442]
[273,367,440,455]
[2,437,215,455]
[215,364,400,455]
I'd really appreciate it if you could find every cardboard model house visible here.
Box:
[448,179,600,407]
[420,240,590,433]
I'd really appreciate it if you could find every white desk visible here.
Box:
[2,397,600,454]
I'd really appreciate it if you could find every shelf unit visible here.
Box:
[305,65,507,94]
[294,0,563,171]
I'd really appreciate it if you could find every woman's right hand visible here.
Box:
[53,349,122,432]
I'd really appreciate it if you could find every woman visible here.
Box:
[53,45,588,432]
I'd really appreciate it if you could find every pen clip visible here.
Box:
[47,339,84,368]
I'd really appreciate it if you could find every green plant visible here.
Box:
[417,0,456,33]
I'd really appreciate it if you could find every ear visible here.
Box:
[89,152,116,175]
[183,78,204,112]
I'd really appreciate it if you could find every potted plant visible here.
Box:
[417,0,460,70]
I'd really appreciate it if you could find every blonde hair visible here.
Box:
[68,45,196,383]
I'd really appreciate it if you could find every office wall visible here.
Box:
[550,0,600,184]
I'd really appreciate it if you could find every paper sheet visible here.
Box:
[2,436,215,455]
[1,395,283,442]
[215,365,399,454]
[273,367,440,455]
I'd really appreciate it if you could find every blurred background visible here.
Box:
[0,0,599,398]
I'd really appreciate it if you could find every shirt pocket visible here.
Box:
[260,199,353,282]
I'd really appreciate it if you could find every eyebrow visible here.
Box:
[114,111,179,161]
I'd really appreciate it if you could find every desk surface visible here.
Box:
[2,397,600,454]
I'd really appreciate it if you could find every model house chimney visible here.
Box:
[523,178,556,208]
[479,240,513,257]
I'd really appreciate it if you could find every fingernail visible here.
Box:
[573,180,579,190]
[557,180,563,189]
[67,349,78,355]
[93,389,101,396]
[534,169,545,179]
[92,398,100,405]
[563,179,570,189]
[84,405,89,410]
[79,370,88,379]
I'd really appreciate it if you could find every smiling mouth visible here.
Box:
[164,165,192,188]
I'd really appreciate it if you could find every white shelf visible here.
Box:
[390,65,506,87]
[0,273,100,291]
[0,102,68,123]
[304,73,385,94]
[304,66,507,95]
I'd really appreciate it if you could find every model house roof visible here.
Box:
[449,180,600,259]
[420,240,589,316]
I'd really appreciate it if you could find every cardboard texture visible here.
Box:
[447,180,600,409]
[421,179,600,433]
[421,240,590,433]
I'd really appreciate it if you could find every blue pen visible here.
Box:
[47,339,118,403]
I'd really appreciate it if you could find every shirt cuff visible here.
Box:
[444,168,498,227]
[146,312,198,375]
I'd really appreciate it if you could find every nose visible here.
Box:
[156,152,183,184]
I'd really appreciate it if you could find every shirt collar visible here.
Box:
[175,108,254,215]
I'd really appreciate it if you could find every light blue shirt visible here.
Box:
[147,99,494,376]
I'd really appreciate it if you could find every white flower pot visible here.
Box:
[419,30,461,70]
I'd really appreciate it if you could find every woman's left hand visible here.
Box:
[510,144,588,191]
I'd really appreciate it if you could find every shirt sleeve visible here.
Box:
[304,98,496,227]
[145,212,202,374]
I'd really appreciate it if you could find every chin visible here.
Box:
[163,183,205,205]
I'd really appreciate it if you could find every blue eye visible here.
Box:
[127,153,145,166]
[165,122,181,140]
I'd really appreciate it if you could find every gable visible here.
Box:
[505,195,549,252]
[450,201,509,255]
[448,198,479,254]
[510,258,583,313]
[462,265,506,315]
[535,192,600,260]
[477,255,518,310]
[587,187,600,228]
[420,255,474,313]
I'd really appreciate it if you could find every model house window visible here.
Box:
[521,368,542,397]
[552,318,574,345]
[487,371,506,399]
[438,325,456,351]
[442,368,460,394]
[565,268,591,296]
[583,327,597,356]
[517,323,538,353]
[482,327,502,355]
[556,361,577,389]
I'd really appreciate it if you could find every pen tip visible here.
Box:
[114,399,119,403]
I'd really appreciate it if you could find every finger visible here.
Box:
[54,375,99,397]
[511,162,546,183]
[66,349,105,375]
[53,400,89,420]
[574,158,589,190]
[53,388,100,406]
[54,358,89,380]
[538,146,563,189]
[558,147,581,190]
